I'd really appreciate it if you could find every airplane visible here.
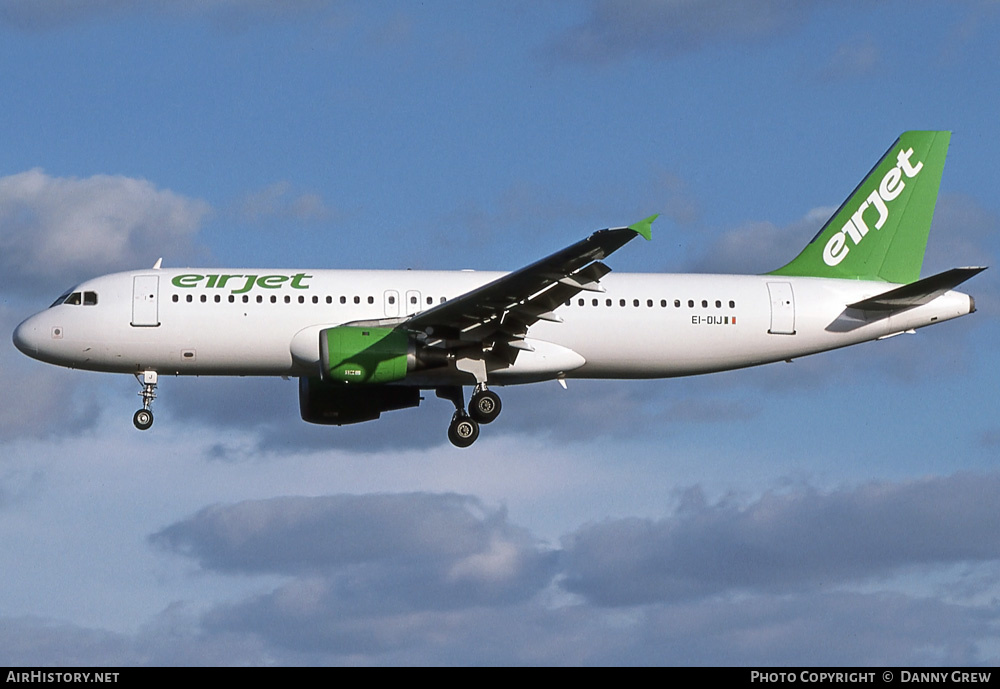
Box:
[12,131,985,447]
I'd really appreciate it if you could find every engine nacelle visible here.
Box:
[319,326,446,384]
[298,376,421,425]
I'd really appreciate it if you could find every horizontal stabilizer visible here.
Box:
[847,267,986,312]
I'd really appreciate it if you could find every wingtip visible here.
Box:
[628,214,659,241]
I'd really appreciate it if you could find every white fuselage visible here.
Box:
[12,268,975,386]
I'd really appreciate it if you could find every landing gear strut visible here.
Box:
[133,370,157,431]
[437,384,502,448]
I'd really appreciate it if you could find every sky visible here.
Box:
[1,0,999,666]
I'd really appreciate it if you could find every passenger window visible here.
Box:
[674,299,680,308]
[172,295,178,303]
[354,296,360,304]
[200,295,207,303]
[647,299,653,307]
[715,300,721,308]
[368,296,374,304]
[730,300,736,308]
[688,300,694,307]
[701,300,708,308]
[388,296,395,305]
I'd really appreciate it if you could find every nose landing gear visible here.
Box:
[133,371,157,431]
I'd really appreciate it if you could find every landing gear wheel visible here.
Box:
[448,414,480,448]
[133,409,154,431]
[469,389,502,424]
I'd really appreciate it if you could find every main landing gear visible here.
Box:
[133,371,157,431]
[438,383,502,448]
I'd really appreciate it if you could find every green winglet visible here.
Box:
[628,214,658,241]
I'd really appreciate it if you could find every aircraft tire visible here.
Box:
[469,390,502,424]
[448,415,479,448]
[133,409,154,431]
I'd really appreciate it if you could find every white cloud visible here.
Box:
[3,586,994,665]
[691,205,833,274]
[560,473,1000,606]
[548,0,813,64]
[233,182,336,225]
[817,34,881,81]
[0,169,210,295]
[57,474,1000,663]
[151,493,557,602]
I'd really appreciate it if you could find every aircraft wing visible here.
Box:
[403,215,657,363]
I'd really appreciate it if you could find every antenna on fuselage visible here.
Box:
[152,258,162,270]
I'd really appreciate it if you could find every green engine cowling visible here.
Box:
[320,326,411,384]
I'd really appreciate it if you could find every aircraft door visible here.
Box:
[132,275,160,327]
[384,290,400,317]
[766,282,795,335]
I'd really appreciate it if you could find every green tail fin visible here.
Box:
[769,131,950,283]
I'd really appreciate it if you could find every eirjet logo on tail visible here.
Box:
[769,130,949,284]
[823,147,924,267]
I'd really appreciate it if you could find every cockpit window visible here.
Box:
[50,291,73,308]
[52,291,98,307]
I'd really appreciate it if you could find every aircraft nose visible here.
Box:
[12,317,41,357]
